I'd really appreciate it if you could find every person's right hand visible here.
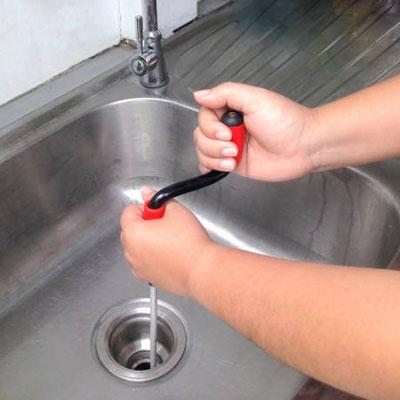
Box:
[193,82,319,181]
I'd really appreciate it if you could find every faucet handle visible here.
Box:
[135,15,144,53]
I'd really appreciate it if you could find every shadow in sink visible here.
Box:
[1,98,399,399]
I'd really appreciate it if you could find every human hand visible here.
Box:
[193,82,318,181]
[120,187,212,297]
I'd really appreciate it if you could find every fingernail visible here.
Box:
[216,130,231,140]
[220,159,235,171]
[221,147,237,157]
[194,89,211,97]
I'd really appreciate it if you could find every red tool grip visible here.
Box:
[220,110,246,165]
[143,200,166,220]
[230,123,245,165]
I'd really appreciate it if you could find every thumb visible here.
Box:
[120,203,143,230]
[141,186,157,202]
[193,82,264,114]
[121,187,159,230]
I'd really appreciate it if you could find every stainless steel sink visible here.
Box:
[1,94,400,399]
[2,1,400,399]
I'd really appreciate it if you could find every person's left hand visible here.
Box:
[120,187,212,297]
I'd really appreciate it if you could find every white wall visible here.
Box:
[0,0,198,106]
[158,0,197,38]
[118,0,143,42]
[0,0,120,106]
[119,0,197,41]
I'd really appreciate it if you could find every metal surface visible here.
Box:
[1,97,400,400]
[93,298,187,382]
[130,0,168,88]
[144,0,158,32]
[149,285,158,368]
[1,1,400,399]
[166,0,400,106]
[136,15,144,53]
[0,98,307,399]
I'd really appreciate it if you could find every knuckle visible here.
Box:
[199,153,217,169]
[198,141,212,157]
[196,148,205,162]
[198,116,209,132]
[196,131,207,148]
[199,164,209,174]
[202,124,217,139]
[204,136,221,156]
[198,109,215,131]
[219,81,234,92]
[193,127,201,144]
[197,152,210,167]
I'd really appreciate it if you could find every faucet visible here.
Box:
[129,0,169,88]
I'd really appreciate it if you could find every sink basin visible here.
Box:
[3,0,400,397]
[1,96,400,399]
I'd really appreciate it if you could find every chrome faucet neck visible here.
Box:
[144,0,158,32]
[129,1,169,88]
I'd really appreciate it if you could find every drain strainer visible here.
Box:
[93,298,187,382]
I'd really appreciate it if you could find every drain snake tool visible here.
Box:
[142,109,246,369]
[149,283,157,368]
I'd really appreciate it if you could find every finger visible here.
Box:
[199,164,210,174]
[196,128,238,159]
[120,204,143,230]
[194,82,264,114]
[198,107,232,141]
[127,259,140,280]
[141,186,156,202]
[123,249,135,265]
[197,149,236,172]
[130,267,139,279]
[120,231,129,249]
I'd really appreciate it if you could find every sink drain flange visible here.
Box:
[93,298,187,382]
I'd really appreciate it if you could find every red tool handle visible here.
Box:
[220,110,246,165]
[142,109,245,220]
[143,199,166,220]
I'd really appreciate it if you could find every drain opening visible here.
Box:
[127,351,156,371]
[93,298,187,382]
[133,360,150,371]
[109,316,171,370]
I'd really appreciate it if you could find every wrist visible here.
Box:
[306,106,328,173]
[187,241,221,301]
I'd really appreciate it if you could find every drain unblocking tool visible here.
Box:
[149,284,157,368]
[142,109,246,369]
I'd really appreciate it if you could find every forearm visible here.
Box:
[311,75,400,172]
[190,244,400,400]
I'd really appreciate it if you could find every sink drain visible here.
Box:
[93,298,187,382]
